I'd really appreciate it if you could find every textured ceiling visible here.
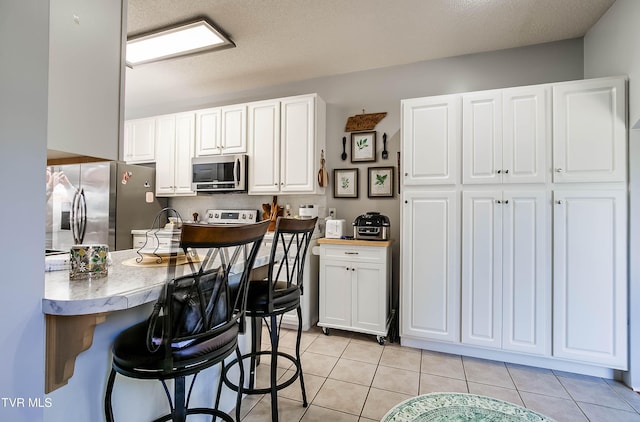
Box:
[125,0,615,112]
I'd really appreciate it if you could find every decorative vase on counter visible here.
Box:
[69,244,109,280]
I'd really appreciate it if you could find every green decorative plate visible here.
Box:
[382,393,556,422]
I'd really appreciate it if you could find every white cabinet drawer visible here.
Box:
[321,245,385,263]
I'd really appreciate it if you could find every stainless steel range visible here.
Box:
[204,209,258,225]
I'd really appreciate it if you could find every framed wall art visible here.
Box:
[368,166,394,198]
[350,131,376,163]
[333,168,359,198]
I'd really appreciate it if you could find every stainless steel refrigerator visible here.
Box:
[46,161,167,251]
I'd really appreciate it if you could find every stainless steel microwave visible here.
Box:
[191,154,247,193]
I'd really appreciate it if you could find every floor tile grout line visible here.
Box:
[552,369,593,420]
[603,378,640,413]
[504,362,527,408]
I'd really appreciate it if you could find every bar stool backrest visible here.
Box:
[147,221,269,365]
[266,217,318,309]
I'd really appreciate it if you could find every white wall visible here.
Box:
[584,0,640,390]
[585,0,640,125]
[0,1,48,421]
[47,0,123,160]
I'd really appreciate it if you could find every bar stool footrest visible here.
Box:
[222,350,302,395]
[153,408,234,422]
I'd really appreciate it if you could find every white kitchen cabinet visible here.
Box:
[461,191,503,348]
[461,190,549,355]
[248,94,326,195]
[194,107,221,156]
[462,91,502,185]
[123,117,156,163]
[401,190,460,343]
[318,239,392,344]
[553,190,627,368]
[501,191,550,355]
[462,86,548,184]
[401,76,627,373]
[502,85,549,184]
[401,94,460,185]
[553,77,626,183]
[247,100,281,193]
[156,113,196,197]
[195,104,247,156]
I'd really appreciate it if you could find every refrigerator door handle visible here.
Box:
[72,188,87,245]
[71,189,78,244]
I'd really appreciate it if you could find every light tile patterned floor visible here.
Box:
[234,326,640,422]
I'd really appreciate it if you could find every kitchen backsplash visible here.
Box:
[167,194,328,224]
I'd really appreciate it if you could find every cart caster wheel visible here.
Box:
[377,336,386,345]
[322,327,330,336]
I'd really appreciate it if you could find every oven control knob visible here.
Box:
[214,213,219,218]
[242,213,246,219]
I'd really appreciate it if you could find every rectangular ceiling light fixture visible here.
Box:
[126,19,235,66]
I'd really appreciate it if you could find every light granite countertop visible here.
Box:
[43,248,272,316]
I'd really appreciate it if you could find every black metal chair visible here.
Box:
[104,220,269,422]
[222,217,317,422]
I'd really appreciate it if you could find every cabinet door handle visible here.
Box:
[556,200,563,204]
[504,200,509,204]
[344,251,359,255]
[496,170,502,174]
[345,267,350,271]
[504,169,509,174]
[556,168,564,173]
[495,199,502,204]
[352,268,355,271]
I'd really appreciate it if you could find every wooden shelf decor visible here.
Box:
[345,111,387,132]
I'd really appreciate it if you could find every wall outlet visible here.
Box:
[328,208,336,218]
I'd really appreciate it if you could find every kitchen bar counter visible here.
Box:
[43,248,272,316]
[44,249,167,316]
[42,248,271,394]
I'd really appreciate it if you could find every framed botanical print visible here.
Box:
[350,131,376,162]
[333,168,359,198]
[368,166,394,198]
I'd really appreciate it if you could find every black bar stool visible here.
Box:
[104,220,269,422]
[222,217,317,422]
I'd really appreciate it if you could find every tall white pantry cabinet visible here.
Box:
[401,76,628,373]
